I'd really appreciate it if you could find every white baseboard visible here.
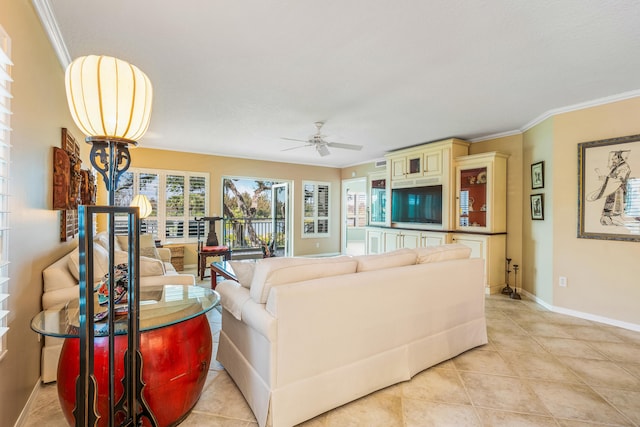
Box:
[520,289,640,332]
[14,379,41,427]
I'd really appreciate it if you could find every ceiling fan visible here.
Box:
[281,121,363,157]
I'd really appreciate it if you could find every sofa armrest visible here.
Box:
[156,247,171,263]
[42,286,79,310]
[217,280,250,320]
[217,279,275,340]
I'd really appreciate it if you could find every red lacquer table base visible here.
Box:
[57,314,212,427]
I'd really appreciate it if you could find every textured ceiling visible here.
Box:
[39,0,640,168]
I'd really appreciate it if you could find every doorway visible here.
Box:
[342,177,367,255]
[222,177,291,257]
[271,182,290,257]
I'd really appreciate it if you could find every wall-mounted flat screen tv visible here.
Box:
[391,185,442,224]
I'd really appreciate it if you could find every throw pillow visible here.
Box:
[67,244,111,283]
[249,256,358,304]
[116,234,156,251]
[229,260,256,289]
[354,248,417,272]
[415,244,472,264]
[114,250,165,276]
[94,232,122,252]
[140,246,161,260]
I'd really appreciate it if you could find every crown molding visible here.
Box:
[472,89,640,143]
[469,129,522,143]
[32,0,70,69]
[520,89,640,132]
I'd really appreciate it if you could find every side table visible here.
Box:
[210,260,237,289]
[167,245,185,271]
[31,285,219,427]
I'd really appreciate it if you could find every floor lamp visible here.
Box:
[65,55,155,426]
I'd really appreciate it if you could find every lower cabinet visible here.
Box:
[366,227,506,295]
[366,228,386,254]
[450,233,506,294]
[419,231,449,247]
[366,228,450,253]
[384,229,420,251]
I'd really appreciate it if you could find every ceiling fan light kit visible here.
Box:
[281,121,363,157]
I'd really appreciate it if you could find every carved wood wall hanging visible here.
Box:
[53,128,96,241]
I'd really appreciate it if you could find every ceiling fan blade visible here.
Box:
[326,142,363,151]
[316,144,330,156]
[281,144,311,152]
[281,137,310,143]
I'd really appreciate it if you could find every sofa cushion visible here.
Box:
[94,232,123,252]
[116,234,160,259]
[114,250,166,276]
[69,244,166,282]
[353,248,417,272]
[249,256,358,304]
[140,246,161,260]
[229,260,256,289]
[67,244,111,283]
[415,244,472,264]
[43,254,78,293]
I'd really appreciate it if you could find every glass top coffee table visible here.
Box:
[31,284,219,338]
[31,284,220,426]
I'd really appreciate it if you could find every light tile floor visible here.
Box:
[23,277,640,427]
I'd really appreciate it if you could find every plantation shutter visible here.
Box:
[188,175,206,238]
[0,25,12,358]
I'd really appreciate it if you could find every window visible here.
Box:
[114,168,209,242]
[302,181,330,238]
[0,26,11,359]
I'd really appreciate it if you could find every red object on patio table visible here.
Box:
[56,314,212,426]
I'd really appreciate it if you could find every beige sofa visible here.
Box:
[216,244,487,427]
[40,232,195,383]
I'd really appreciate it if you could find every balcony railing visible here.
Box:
[222,217,285,251]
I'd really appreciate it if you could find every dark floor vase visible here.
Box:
[57,314,212,427]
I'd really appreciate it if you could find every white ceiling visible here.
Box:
[37,0,640,168]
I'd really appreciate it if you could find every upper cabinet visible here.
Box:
[388,139,468,187]
[455,152,508,233]
[368,171,388,226]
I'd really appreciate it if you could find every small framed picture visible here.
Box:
[531,161,544,189]
[530,194,544,220]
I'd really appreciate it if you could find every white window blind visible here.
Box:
[0,25,12,360]
[302,181,330,238]
[114,168,209,242]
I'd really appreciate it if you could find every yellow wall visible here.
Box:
[0,2,87,426]
[549,97,640,325]
[127,148,343,264]
[340,161,378,181]
[522,119,555,301]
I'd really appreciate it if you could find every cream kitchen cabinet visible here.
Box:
[384,229,420,251]
[387,138,469,186]
[368,171,389,226]
[366,227,450,254]
[418,230,450,247]
[454,151,508,293]
[366,228,386,255]
[455,152,508,233]
[451,233,506,294]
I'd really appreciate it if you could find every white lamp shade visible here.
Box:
[65,55,153,142]
[130,194,152,219]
